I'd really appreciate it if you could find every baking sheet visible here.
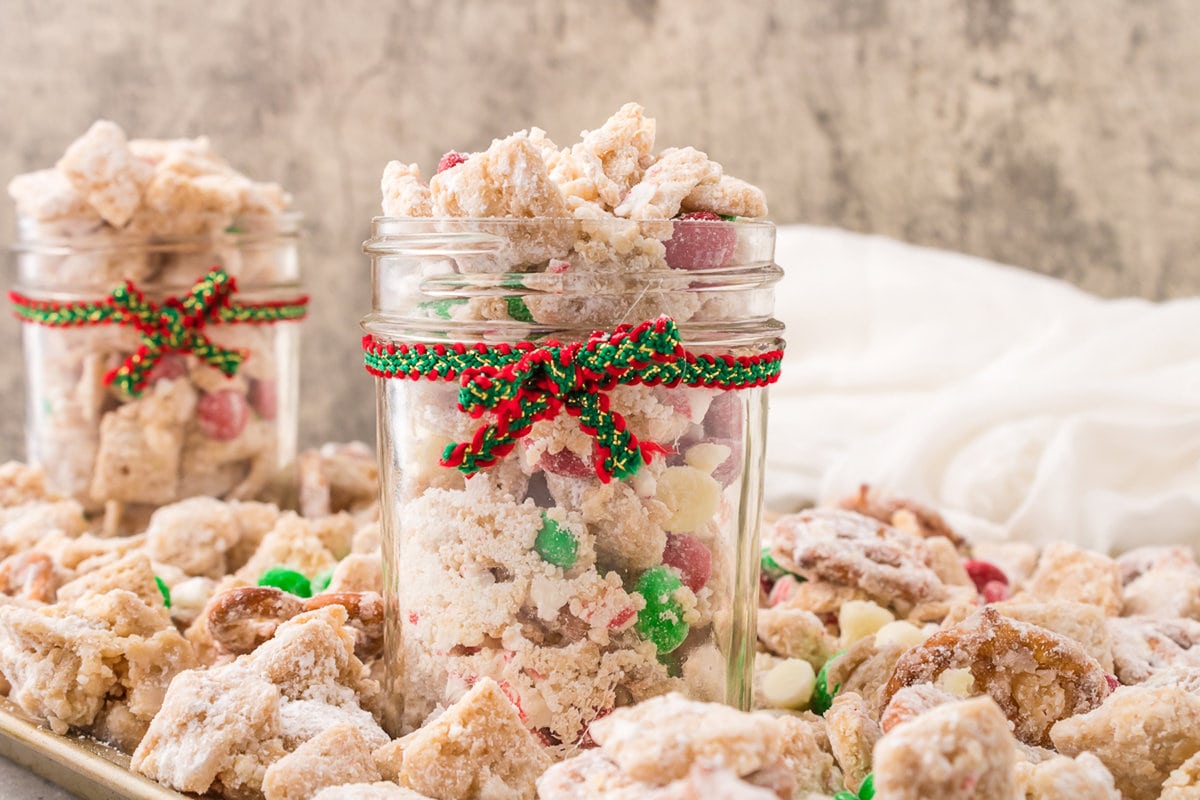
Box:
[0,698,193,800]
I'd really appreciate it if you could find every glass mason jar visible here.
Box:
[363,216,784,751]
[11,213,305,528]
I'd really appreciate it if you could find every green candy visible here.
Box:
[418,298,467,320]
[505,296,534,323]
[760,547,803,581]
[718,214,738,221]
[258,566,312,598]
[635,566,690,654]
[535,513,578,569]
[154,576,171,608]
[313,567,336,594]
[811,650,846,716]
[832,793,857,800]
[857,773,875,800]
[760,547,786,579]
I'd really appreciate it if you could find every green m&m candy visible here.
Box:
[505,296,534,323]
[258,566,312,598]
[418,298,468,320]
[635,566,690,654]
[810,650,846,716]
[857,773,875,800]
[760,546,804,582]
[154,576,171,608]
[760,547,787,580]
[534,513,578,569]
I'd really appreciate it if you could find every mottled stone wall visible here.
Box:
[0,0,1197,458]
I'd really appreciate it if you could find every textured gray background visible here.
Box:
[0,2,1199,795]
[1,0,1198,461]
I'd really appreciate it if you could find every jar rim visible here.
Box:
[362,215,774,256]
[13,210,303,255]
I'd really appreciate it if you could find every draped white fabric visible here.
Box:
[766,226,1200,552]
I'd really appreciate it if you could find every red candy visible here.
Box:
[769,574,803,607]
[197,389,249,441]
[497,679,526,721]
[248,379,277,420]
[981,580,1010,604]
[663,212,737,271]
[703,391,744,441]
[437,151,469,172]
[146,354,187,384]
[608,606,636,630]
[963,560,1009,595]
[539,449,594,478]
[662,533,712,592]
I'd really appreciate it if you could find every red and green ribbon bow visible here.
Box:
[10,267,308,396]
[362,316,783,482]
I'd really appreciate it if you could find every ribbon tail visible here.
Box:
[569,390,644,483]
[105,345,162,397]
[189,332,246,377]
[444,392,560,476]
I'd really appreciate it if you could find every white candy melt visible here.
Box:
[838,600,895,646]
[873,620,929,650]
[684,442,732,474]
[760,658,816,710]
[656,466,721,533]
[937,668,976,698]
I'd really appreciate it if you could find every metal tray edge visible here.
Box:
[0,699,193,800]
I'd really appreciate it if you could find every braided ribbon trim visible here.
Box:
[363,316,783,482]
[10,267,308,396]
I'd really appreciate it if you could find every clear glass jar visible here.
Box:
[11,213,305,527]
[363,217,784,751]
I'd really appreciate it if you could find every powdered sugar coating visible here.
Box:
[884,607,1111,747]
[1050,686,1200,800]
[12,121,296,522]
[769,508,949,613]
[1013,752,1121,800]
[56,120,153,227]
[381,161,432,217]
[874,696,1017,800]
[378,677,551,800]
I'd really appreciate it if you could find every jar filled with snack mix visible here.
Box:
[363,215,784,750]
[7,121,306,529]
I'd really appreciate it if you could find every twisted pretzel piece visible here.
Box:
[207,587,383,660]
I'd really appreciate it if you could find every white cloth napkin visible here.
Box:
[765,225,1200,552]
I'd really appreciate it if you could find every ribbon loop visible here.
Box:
[362,316,783,483]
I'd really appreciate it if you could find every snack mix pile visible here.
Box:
[4,453,1200,799]
[1,107,1197,800]
[368,103,780,755]
[7,122,298,529]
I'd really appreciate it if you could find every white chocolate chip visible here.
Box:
[655,466,721,533]
[873,620,929,650]
[684,442,732,474]
[838,600,895,647]
[936,668,976,698]
[169,576,215,612]
[760,658,816,710]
